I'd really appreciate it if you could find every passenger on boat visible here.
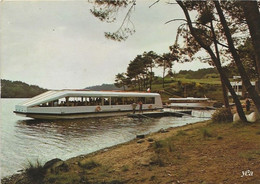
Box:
[139,101,143,114]
[132,102,137,114]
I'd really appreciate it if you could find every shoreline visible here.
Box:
[2,120,260,184]
[1,121,207,182]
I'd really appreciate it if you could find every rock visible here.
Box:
[246,112,257,122]
[147,138,154,142]
[158,128,169,133]
[54,162,69,173]
[136,134,145,139]
[234,111,258,122]
[44,158,63,170]
[233,113,240,122]
[43,158,69,174]
[137,139,145,144]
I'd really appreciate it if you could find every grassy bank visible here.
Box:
[2,120,260,184]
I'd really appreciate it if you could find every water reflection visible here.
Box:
[15,116,152,139]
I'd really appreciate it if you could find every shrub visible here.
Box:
[153,140,164,149]
[150,155,165,166]
[217,136,223,140]
[153,138,175,152]
[212,108,233,123]
[26,159,45,183]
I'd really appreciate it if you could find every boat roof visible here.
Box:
[169,97,209,101]
[18,90,160,107]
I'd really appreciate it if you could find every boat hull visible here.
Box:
[14,109,162,120]
[168,103,215,110]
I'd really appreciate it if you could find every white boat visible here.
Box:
[168,97,213,109]
[14,90,163,119]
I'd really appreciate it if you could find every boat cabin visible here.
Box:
[14,90,163,119]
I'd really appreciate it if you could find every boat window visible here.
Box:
[111,97,123,105]
[111,97,142,105]
[145,97,155,104]
[103,97,110,105]
[137,97,145,104]
[123,97,136,105]
[36,95,155,107]
[86,97,102,106]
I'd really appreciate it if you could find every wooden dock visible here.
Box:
[127,110,192,118]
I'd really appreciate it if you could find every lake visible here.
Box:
[0,98,213,178]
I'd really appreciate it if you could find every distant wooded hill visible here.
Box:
[85,84,124,91]
[173,68,219,79]
[1,79,48,98]
[1,68,219,98]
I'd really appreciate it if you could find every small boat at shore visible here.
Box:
[167,97,214,109]
[14,90,163,119]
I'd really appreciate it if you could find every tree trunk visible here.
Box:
[162,61,166,88]
[220,77,230,108]
[240,1,260,93]
[210,21,230,110]
[150,65,153,90]
[239,1,260,78]
[177,1,247,122]
[214,1,260,114]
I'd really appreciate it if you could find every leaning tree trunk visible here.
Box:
[240,1,260,79]
[215,1,260,114]
[177,1,247,122]
[210,20,230,110]
[240,1,260,94]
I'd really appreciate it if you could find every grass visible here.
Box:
[201,128,213,138]
[176,130,187,136]
[121,165,129,172]
[239,149,260,161]
[45,173,81,184]
[153,137,175,153]
[173,77,221,85]
[78,159,100,170]
[137,75,224,101]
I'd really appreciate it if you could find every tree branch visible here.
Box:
[149,0,160,8]
[166,1,177,5]
[165,19,187,24]
[117,1,136,31]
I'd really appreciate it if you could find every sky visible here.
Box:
[0,0,211,90]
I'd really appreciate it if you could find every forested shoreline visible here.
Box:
[0,67,237,101]
[1,79,47,98]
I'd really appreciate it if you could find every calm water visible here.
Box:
[0,99,213,178]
